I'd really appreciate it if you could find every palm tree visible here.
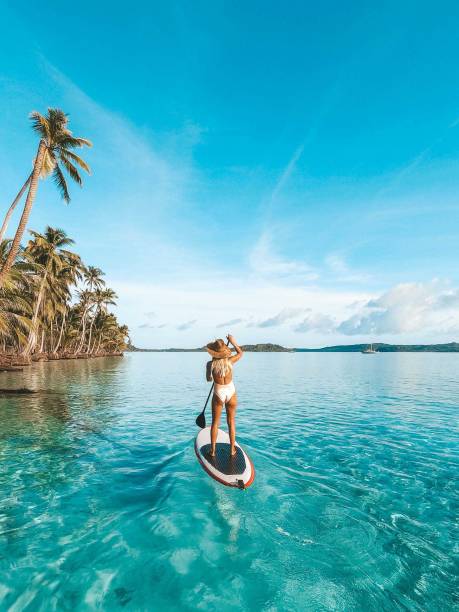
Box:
[75,289,92,353]
[85,266,105,292]
[51,262,82,355]
[0,108,92,287]
[0,173,32,243]
[92,312,125,354]
[0,239,32,352]
[22,227,81,356]
[87,287,117,354]
[0,225,128,359]
[75,266,105,353]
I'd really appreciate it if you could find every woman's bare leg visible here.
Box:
[210,394,223,456]
[225,393,237,455]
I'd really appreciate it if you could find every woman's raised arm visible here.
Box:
[227,334,243,363]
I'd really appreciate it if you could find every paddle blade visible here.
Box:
[196,412,206,428]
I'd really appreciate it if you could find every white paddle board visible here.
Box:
[194,427,255,489]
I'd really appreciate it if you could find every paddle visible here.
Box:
[196,338,230,428]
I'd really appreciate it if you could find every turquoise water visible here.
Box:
[0,353,458,610]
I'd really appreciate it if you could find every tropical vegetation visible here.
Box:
[0,108,92,287]
[0,227,128,366]
[0,108,129,367]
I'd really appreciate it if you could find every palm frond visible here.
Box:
[29,111,50,140]
[51,165,70,202]
[0,239,12,263]
[43,226,75,247]
[27,229,42,241]
[74,137,92,148]
[58,135,93,150]
[47,108,68,135]
[59,157,82,186]
[59,149,91,174]
[40,150,57,178]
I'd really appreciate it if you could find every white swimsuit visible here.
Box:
[214,381,236,403]
[211,361,236,403]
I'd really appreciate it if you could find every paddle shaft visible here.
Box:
[202,383,215,413]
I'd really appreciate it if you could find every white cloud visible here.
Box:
[293,313,336,333]
[139,322,166,329]
[249,233,318,282]
[114,276,459,347]
[337,281,456,336]
[288,281,459,339]
[216,318,245,328]
[255,308,308,328]
[176,319,197,331]
[112,277,363,347]
[269,144,304,203]
[437,289,459,308]
[325,254,370,283]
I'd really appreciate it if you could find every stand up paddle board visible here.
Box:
[194,427,255,489]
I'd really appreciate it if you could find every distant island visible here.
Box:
[297,342,459,352]
[127,342,459,353]
[126,343,292,353]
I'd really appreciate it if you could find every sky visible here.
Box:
[1,1,459,348]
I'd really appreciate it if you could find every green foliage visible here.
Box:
[30,107,92,202]
[0,227,129,356]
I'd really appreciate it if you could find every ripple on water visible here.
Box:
[0,353,458,610]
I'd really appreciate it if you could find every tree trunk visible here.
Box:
[86,316,97,353]
[23,269,48,356]
[77,303,93,353]
[0,141,46,287]
[76,312,87,353]
[53,311,66,354]
[90,329,99,354]
[0,173,32,244]
[95,336,102,354]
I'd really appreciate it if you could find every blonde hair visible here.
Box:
[211,357,233,378]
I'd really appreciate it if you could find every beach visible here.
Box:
[1,352,457,610]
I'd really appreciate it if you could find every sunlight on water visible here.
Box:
[0,353,458,610]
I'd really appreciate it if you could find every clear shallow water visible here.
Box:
[0,353,458,611]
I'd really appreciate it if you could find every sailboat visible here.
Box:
[362,343,377,354]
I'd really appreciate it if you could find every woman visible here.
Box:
[206,334,243,458]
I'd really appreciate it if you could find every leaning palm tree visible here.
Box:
[0,173,32,243]
[22,227,81,356]
[0,108,91,287]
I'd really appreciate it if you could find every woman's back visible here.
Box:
[208,357,233,385]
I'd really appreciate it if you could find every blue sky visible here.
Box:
[2,1,459,347]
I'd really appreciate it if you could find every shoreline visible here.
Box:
[0,351,123,372]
